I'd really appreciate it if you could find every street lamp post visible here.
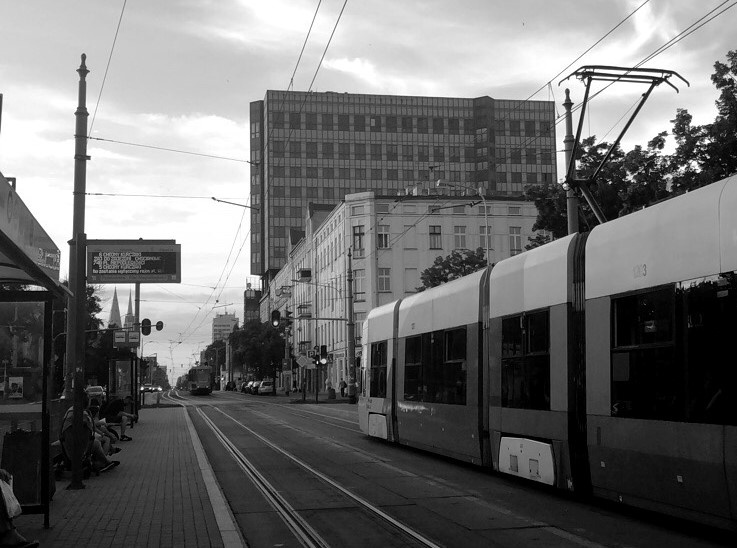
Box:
[436,180,491,266]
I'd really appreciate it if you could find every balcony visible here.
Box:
[297,268,312,282]
[297,303,312,319]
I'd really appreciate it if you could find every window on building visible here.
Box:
[433,117,444,133]
[306,167,318,178]
[306,142,317,158]
[355,143,366,160]
[371,144,382,160]
[502,310,550,410]
[403,169,414,181]
[371,168,382,180]
[454,226,467,249]
[353,225,365,257]
[353,269,366,301]
[510,121,521,136]
[418,146,429,162]
[322,142,334,159]
[378,268,391,292]
[402,117,413,133]
[525,149,537,164]
[510,226,522,255]
[273,141,285,157]
[541,151,552,165]
[449,146,460,162]
[433,146,445,162]
[525,121,536,136]
[510,149,521,164]
[289,141,301,156]
[370,341,387,398]
[540,120,551,136]
[338,114,349,131]
[370,115,381,131]
[429,225,442,249]
[449,118,460,134]
[322,114,334,130]
[324,167,334,179]
[402,145,414,162]
[386,116,397,132]
[480,224,491,252]
[355,168,366,179]
[272,111,284,128]
[289,112,301,130]
[508,206,521,215]
[386,169,398,180]
[306,113,317,130]
[378,225,390,249]
[339,167,351,179]
[339,143,350,160]
[354,115,366,132]
[387,145,398,161]
[417,117,428,133]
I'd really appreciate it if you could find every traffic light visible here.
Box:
[319,345,328,365]
[271,310,281,327]
[156,320,164,331]
[141,318,151,336]
[285,309,293,324]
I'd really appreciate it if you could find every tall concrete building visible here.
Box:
[212,312,238,343]
[249,91,556,279]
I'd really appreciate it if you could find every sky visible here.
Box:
[0,0,734,382]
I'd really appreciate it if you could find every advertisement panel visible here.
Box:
[87,240,181,283]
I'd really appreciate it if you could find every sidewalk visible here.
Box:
[13,406,234,548]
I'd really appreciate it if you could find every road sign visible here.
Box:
[296,355,314,369]
[113,330,140,348]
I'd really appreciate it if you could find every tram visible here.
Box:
[358,174,737,531]
[187,365,213,395]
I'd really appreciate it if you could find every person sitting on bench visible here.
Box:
[100,397,136,441]
[61,393,120,473]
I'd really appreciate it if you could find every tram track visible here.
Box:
[198,404,443,548]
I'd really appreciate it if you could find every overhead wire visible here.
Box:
[89,0,127,134]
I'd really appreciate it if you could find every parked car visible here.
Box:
[250,381,261,394]
[258,380,274,395]
[241,381,253,393]
[85,385,106,404]
[140,384,153,393]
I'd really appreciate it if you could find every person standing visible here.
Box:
[339,378,347,397]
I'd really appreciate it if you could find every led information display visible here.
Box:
[87,240,181,283]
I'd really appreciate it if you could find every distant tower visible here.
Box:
[123,293,135,330]
[108,288,123,328]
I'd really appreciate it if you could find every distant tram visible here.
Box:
[358,174,737,531]
[187,365,212,395]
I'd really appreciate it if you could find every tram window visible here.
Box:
[403,328,467,405]
[370,341,387,398]
[683,274,737,425]
[501,311,550,410]
[611,287,680,420]
[404,336,422,400]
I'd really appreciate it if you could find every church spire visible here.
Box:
[123,292,135,330]
[108,288,122,328]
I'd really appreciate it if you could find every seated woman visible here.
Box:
[100,397,137,441]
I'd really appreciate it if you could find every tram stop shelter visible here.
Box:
[0,170,68,528]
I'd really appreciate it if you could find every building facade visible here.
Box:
[249,91,556,278]
[263,190,540,392]
[212,312,238,344]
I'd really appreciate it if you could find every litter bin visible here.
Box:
[347,378,357,404]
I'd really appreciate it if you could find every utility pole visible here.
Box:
[346,248,356,402]
[66,54,90,490]
[563,89,579,235]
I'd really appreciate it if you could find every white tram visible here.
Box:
[358,174,737,531]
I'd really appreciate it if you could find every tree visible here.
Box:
[417,248,487,291]
[228,320,284,381]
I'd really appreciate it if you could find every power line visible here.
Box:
[88,136,254,163]
[90,0,127,134]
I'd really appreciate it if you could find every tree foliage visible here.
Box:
[417,247,487,291]
[525,50,737,247]
[227,319,285,380]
